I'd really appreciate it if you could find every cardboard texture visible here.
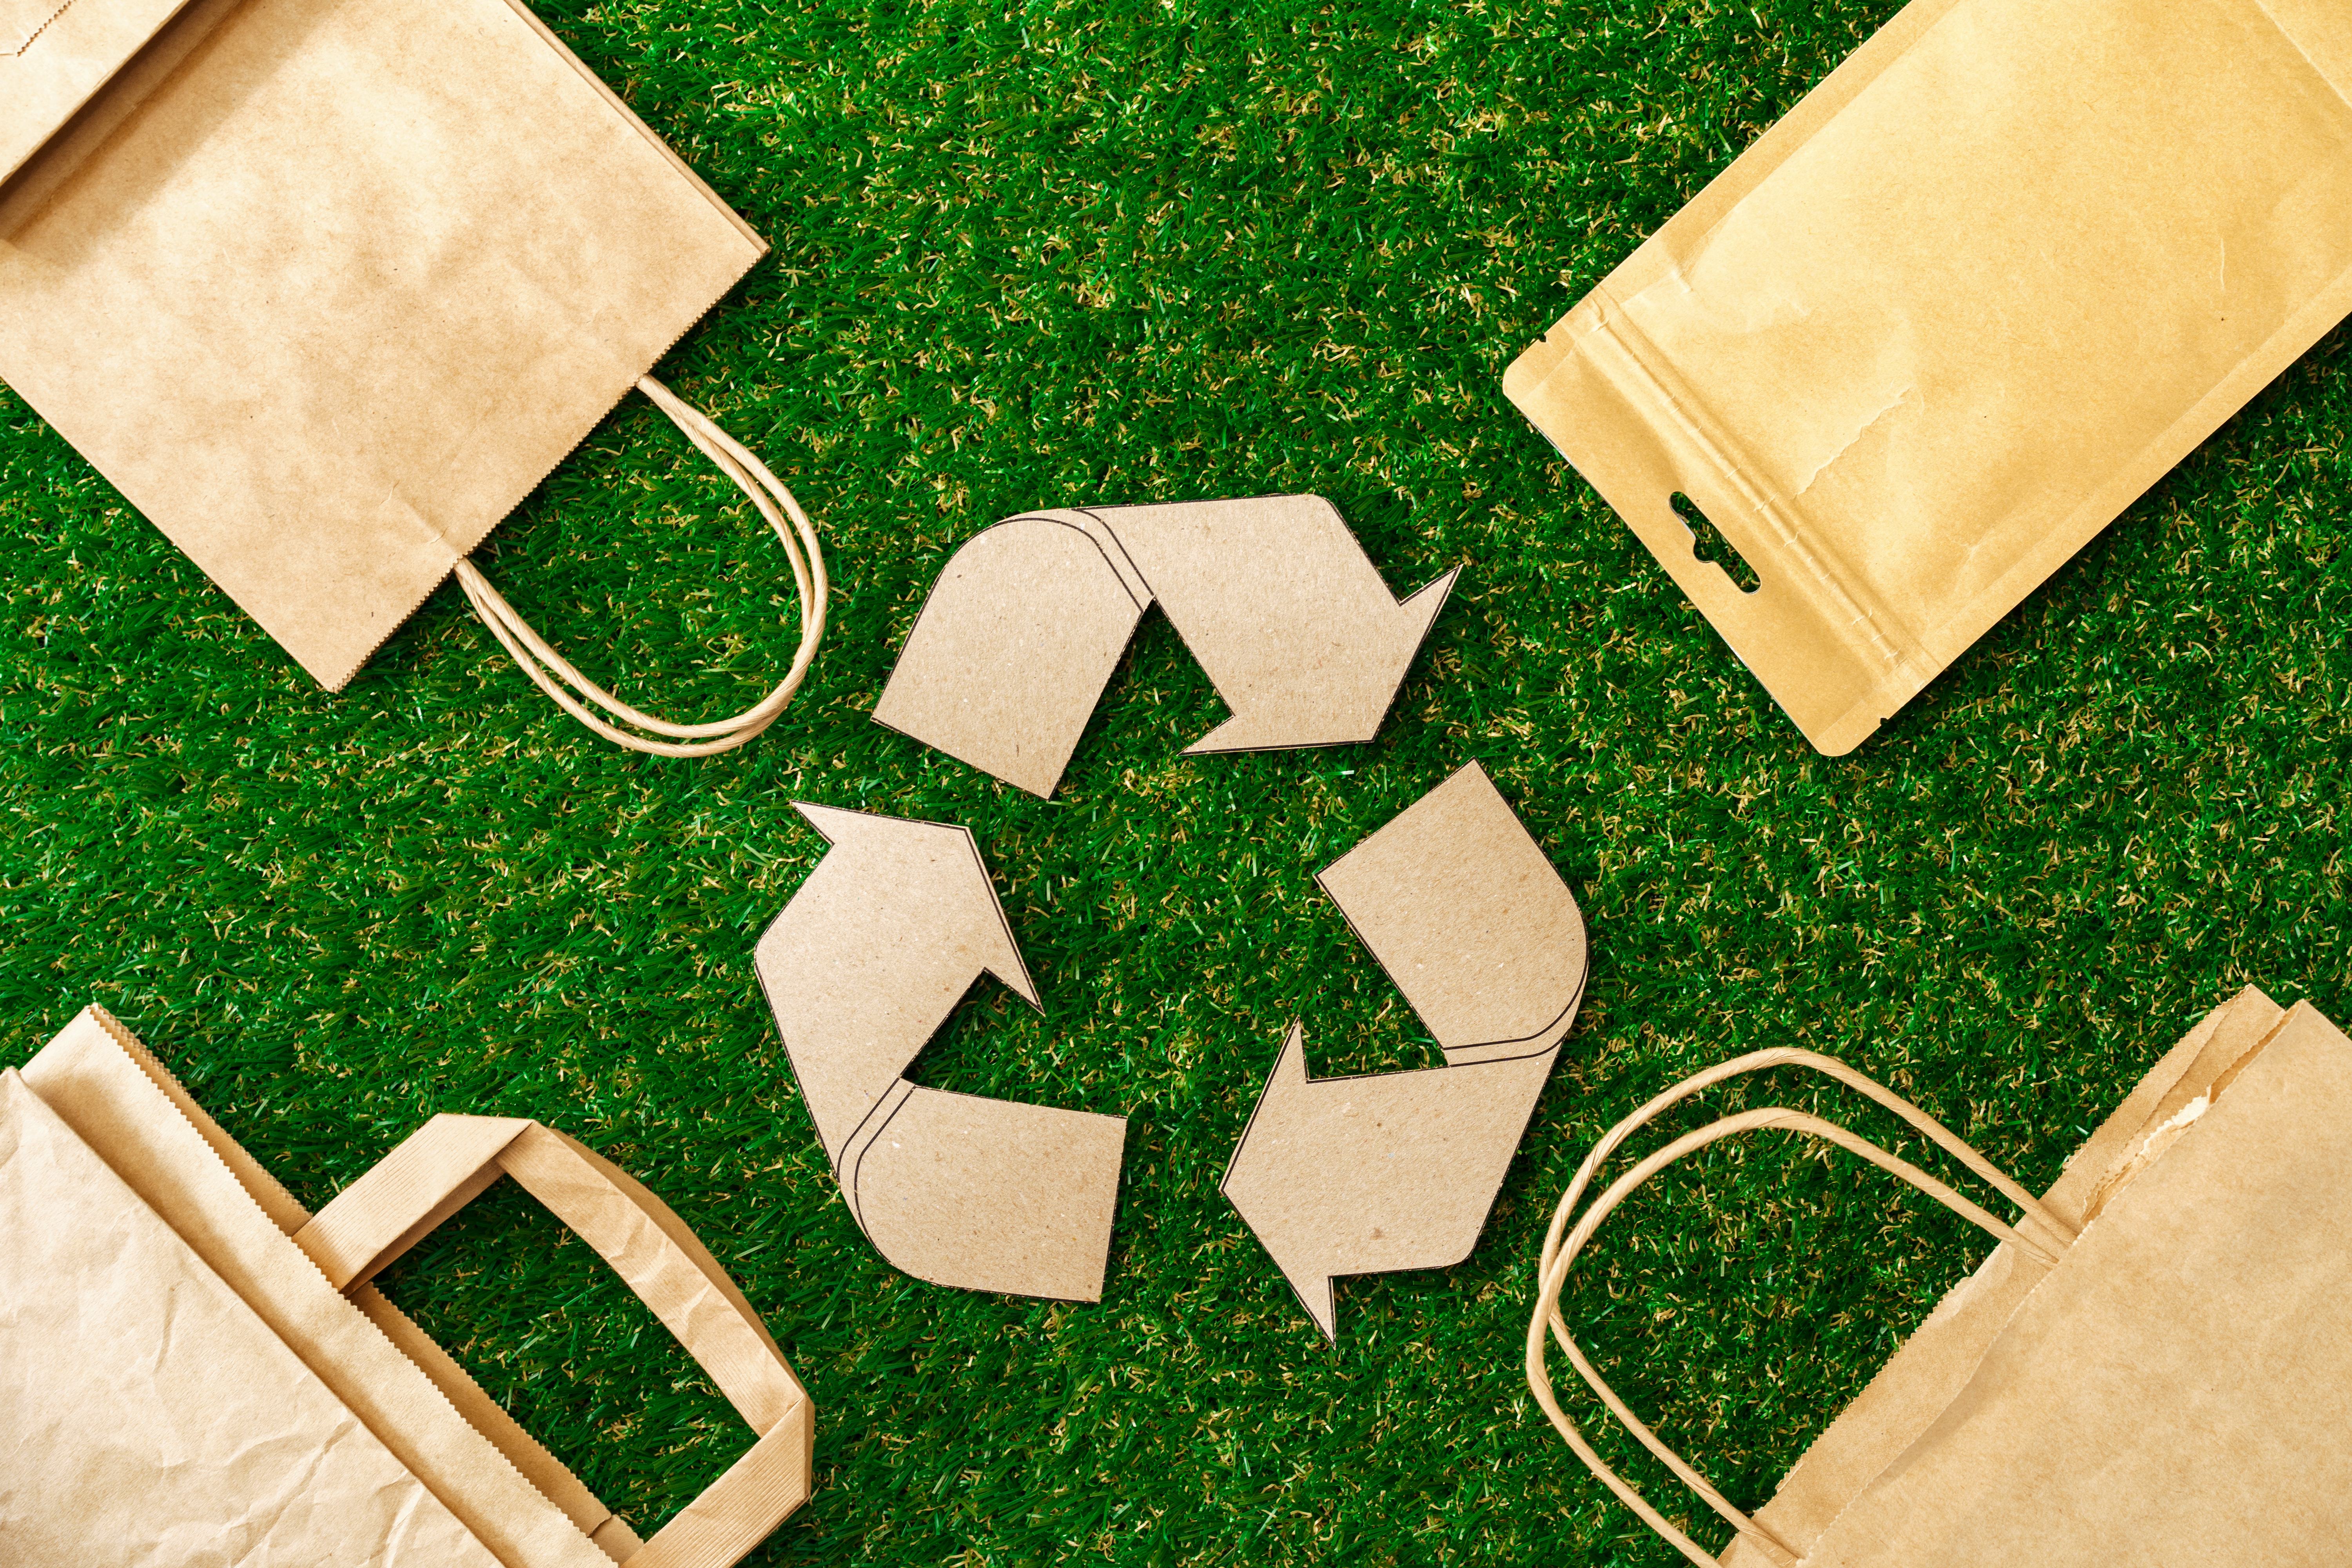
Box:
[2,1004,813,1568]
[752,803,1126,1303]
[873,495,1457,797]
[1224,761,1586,1338]
[1503,0,2352,755]
[1532,987,2352,1568]
[0,0,825,751]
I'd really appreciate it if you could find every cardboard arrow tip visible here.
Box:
[1224,1025,1337,1337]
[1177,563,1459,757]
[1178,703,1383,755]
[995,950,1044,1009]
[1220,1021,1304,1191]
[794,799,949,850]
[1178,713,1291,756]
[1401,565,1461,634]
[1299,1274,1338,1342]
[791,799,861,842]
[1277,1020,1309,1082]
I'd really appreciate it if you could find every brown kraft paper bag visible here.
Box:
[1528,986,2352,1566]
[1503,0,2352,755]
[0,0,826,755]
[0,1004,815,1566]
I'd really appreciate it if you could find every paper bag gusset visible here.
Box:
[0,0,826,755]
[1530,987,2352,1568]
[0,1005,814,1566]
[1504,0,2352,754]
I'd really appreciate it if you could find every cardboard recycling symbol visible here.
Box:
[751,804,1126,1303]
[1222,762,1587,1338]
[873,493,1459,798]
[756,500,1584,1335]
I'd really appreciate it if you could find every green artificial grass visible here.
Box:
[5,0,2350,1563]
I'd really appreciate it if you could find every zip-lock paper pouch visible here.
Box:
[0,0,826,755]
[1504,0,2352,754]
[2,1005,815,1566]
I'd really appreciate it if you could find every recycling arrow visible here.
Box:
[752,802,1125,1303]
[1222,761,1588,1338]
[872,494,1457,798]
[1225,1028,1561,1338]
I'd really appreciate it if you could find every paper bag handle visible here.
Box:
[455,375,829,758]
[1524,1048,2079,1568]
[293,1114,813,1568]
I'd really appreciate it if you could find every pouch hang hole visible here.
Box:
[1671,492,1760,595]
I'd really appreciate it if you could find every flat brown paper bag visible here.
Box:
[1530,988,2352,1567]
[2,1004,814,1567]
[1504,0,2352,753]
[0,0,826,754]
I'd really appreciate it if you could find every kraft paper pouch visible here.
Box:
[0,0,827,756]
[1,1005,815,1566]
[1503,0,2352,755]
[1528,987,2352,1567]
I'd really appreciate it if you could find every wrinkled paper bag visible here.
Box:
[1504,0,2352,754]
[1532,986,2352,1566]
[0,0,824,753]
[0,1005,814,1566]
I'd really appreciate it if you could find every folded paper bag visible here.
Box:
[1,1005,815,1567]
[0,0,827,755]
[1526,986,2352,1567]
[1504,0,2352,755]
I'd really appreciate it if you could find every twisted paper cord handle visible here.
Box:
[1525,1046,2078,1568]
[456,375,828,758]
